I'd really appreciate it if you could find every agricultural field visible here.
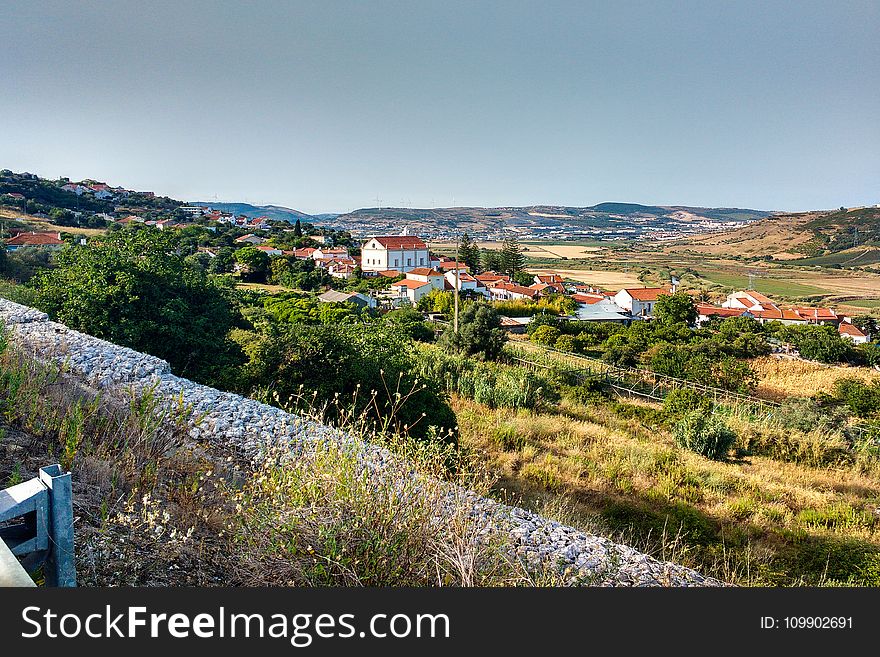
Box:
[528,267,644,290]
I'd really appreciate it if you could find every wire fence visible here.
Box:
[503,341,782,414]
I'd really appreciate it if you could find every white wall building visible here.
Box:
[361,236,430,273]
[613,287,669,318]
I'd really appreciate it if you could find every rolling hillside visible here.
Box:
[672,206,880,261]
[190,202,315,222]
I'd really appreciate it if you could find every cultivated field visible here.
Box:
[528,267,644,289]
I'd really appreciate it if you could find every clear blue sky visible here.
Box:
[1,1,877,213]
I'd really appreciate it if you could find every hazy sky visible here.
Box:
[1,1,877,213]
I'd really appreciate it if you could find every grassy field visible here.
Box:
[453,394,880,586]
[694,269,829,298]
[751,356,880,401]
[236,282,291,293]
[840,299,880,309]
[0,207,108,237]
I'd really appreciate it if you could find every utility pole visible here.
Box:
[454,233,460,335]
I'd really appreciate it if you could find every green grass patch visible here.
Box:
[697,270,828,298]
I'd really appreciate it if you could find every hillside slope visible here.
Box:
[671,207,880,259]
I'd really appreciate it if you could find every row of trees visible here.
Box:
[455,234,527,279]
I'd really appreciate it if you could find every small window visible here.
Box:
[407,258,412,266]
[394,259,399,267]
[419,257,424,265]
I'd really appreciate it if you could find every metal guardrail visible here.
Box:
[0,464,76,587]
[504,342,782,412]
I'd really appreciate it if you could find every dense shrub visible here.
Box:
[530,325,561,347]
[774,397,850,433]
[458,363,558,410]
[833,378,880,418]
[777,324,853,363]
[673,412,737,460]
[663,388,714,420]
[236,323,457,442]
[439,304,506,360]
[383,307,435,342]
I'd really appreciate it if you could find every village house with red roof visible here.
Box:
[360,235,430,273]
[5,231,65,251]
[613,287,671,317]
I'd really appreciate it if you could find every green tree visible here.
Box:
[293,217,303,237]
[458,233,482,273]
[234,246,270,281]
[654,291,697,325]
[383,307,435,342]
[236,322,457,442]
[31,230,242,385]
[481,248,501,273]
[440,304,506,360]
[498,237,526,278]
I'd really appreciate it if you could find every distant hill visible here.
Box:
[672,206,880,261]
[191,202,314,223]
[318,203,773,240]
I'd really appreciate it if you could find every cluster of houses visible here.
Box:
[696,289,869,343]
[1,222,872,346]
[59,182,151,201]
[335,233,871,343]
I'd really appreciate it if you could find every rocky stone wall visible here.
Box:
[0,298,723,586]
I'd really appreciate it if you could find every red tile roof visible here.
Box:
[437,260,469,271]
[696,304,749,318]
[369,236,428,249]
[622,287,669,302]
[391,279,432,289]
[377,269,402,278]
[744,290,775,305]
[406,267,443,277]
[839,322,866,338]
[493,282,538,297]
[573,293,606,305]
[6,231,64,246]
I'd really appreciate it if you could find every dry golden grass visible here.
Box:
[751,356,880,401]
[0,207,108,236]
[453,394,880,585]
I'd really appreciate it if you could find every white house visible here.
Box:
[839,322,869,344]
[235,234,266,245]
[404,267,447,290]
[60,183,89,195]
[390,278,434,304]
[444,270,489,298]
[361,236,430,273]
[254,245,283,257]
[488,282,538,302]
[313,247,350,260]
[613,287,669,318]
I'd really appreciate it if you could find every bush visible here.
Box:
[457,363,558,410]
[775,397,850,433]
[439,304,506,360]
[673,411,737,460]
[531,325,561,347]
[663,388,714,420]
[833,378,880,418]
[559,378,607,405]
